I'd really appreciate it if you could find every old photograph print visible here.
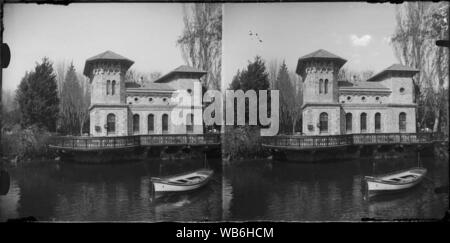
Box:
[0,1,449,223]
[222,2,448,221]
[0,3,222,222]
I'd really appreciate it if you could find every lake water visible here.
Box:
[222,155,448,221]
[1,154,448,221]
[0,159,222,222]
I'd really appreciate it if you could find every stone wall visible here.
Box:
[301,61,339,104]
[379,76,415,104]
[128,106,203,135]
[302,105,342,135]
[90,62,127,105]
[341,105,416,134]
[89,106,129,136]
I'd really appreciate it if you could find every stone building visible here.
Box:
[297,49,418,136]
[83,50,205,137]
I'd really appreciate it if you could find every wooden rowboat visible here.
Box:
[364,167,427,193]
[150,169,214,192]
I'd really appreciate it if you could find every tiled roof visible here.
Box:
[383,64,419,72]
[83,50,134,76]
[298,49,346,60]
[172,65,206,73]
[296,49,347,75]
[87,50,133,62]
[367,64,419,81]
[154,65,206,83]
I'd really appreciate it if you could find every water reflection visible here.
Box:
[0,155,447,221]
[223,156,448,221]
[0,169,10,195]
[0,159,222,222]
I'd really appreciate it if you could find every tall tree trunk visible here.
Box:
[292,118,296,135]
[79,121,84,135]
[433,110,440,132]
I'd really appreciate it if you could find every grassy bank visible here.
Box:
[222,126,269,162]
[1,125,56,164]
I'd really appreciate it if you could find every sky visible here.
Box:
[223,2,399,89]
[2,3,186,91]
[3,3,401,92]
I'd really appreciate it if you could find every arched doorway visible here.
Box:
[107,113,116,135]
[319,112,328,133]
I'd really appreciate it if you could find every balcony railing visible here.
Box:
[262,132,445,149]
[48,135,141,150]
[261,134,353,149]
[140,134,221,146]
[48,133,221,150]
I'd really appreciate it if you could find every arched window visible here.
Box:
[324,79,329,94]
[133,114,140,134]
[375,113,381,133]
[399,112,406,132]
[319,79,323,94]
[106,113,115,135]
[360,113,367,133]
[186,113,194,133]
[162,114,169,133]
[106,80,111,95]
[345,113,352,132]
[319,112,328,133]
[111,80,116,95]
[147,114,154,133]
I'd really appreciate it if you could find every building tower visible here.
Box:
[296,49,347,135]
[83,51,134,136]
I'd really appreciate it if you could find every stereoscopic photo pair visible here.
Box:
[0,2,448,222]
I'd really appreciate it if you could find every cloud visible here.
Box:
[350,34,372,47]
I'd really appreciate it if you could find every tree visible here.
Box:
[55,60,68,97]
[177,3,222,90]
[273,62,303,134]
[58,63,90,135]
[1,89,21,130]
[391,2,449,132]
[77,73,91,135]
[125,69,162,87]
[1,89,18,113]
[16,58,59,131]
[274,61,295,134]
[228,56,270,126]
[427,2,449,133]
[59,63,83,135]
[235,56,270,92]
[229,70,241,90]
[289,70,303,133]
[268,59,280,89]
[338,68,374,82]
